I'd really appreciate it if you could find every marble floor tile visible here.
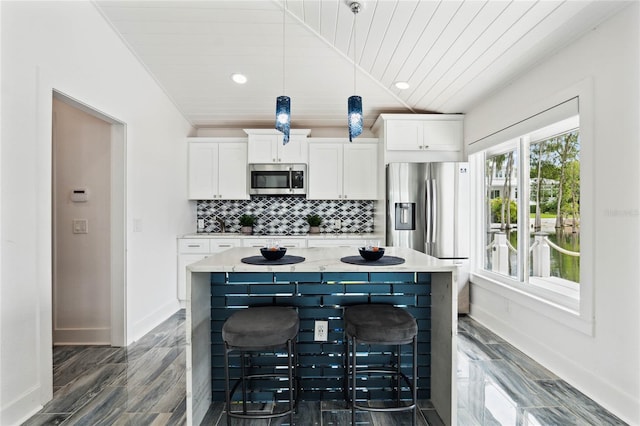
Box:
[23,310,628,426]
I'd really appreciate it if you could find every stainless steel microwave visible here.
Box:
[248,164,306,196]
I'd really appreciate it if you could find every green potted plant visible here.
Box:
[306,214,323,234]
[239,214,257,235]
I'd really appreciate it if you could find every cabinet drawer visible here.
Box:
[178,239,211,253]
[210,239,241,252]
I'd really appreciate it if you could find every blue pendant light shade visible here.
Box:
[275,95,291,144]
[347,2,363,142]
[348,95,363,142]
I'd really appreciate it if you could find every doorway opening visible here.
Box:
[52,91,126,347]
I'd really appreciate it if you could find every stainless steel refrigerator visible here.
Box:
[386,162,470,313]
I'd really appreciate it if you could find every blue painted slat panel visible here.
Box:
[416,272,431,283]
[369,272,416,283]
[298,307,343,318]
[416,294,431,307]
[210,273,227,284]
[249,284,295,294]
[275,272,322,283]
[228,272,274,283]
[297,283,342,295]
[275,295,322,307]
[344,284,391,294]
[323,295,370,306]
[322,272,369,282]
[211,284,248,296]
[225,296,274,307]
[209,268,434,403]
[392,283,422,294]
[370,295,416,305]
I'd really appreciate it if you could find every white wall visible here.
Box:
[464,3,639,424]
[53,99,112,345]
[0,2,193,424]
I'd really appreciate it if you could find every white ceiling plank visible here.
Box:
[367,1,420,81]
[93,0,629,127]
[407,0,542,108]
[378,1,457,88]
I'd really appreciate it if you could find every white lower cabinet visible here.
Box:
[177,238,241,302]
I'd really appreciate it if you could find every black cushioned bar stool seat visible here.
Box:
[222,306,299,425]
[344,304,418,425]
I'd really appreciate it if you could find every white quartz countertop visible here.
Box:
[187,246,455,273]
[181,233,383,240]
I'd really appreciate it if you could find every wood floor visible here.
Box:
[22,310,627,425]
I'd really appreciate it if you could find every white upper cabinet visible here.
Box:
[382,115,463,151]
[245,129,310,164]
[308,139,378,200]
[187,138,249,200]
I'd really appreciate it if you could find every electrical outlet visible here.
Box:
[333,219,341,229]
[314,320,328,341]
[197,219,205,229]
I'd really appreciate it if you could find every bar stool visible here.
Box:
[343,304,418,425]
[222,306,299,425]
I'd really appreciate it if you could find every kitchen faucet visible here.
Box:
[214,216,226,233]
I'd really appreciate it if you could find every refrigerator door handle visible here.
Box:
[431,177,437,246]
[425,178,432,247]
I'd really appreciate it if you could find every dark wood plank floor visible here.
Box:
[22,311,627,425]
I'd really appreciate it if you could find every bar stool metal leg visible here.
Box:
[351,336,357,426]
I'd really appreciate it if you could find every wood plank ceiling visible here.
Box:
[95,0,628,130]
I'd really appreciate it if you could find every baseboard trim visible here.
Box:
[470,303,639,424]
[128,299,181,344]
[0,385,43,426]
[53,327,111,345]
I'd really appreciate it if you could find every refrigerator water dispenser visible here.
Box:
[395,203,415,230]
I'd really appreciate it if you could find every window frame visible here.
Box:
[468,87,594,336]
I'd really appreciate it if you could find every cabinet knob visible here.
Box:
[272,158,276,162]
[424,145,429,149]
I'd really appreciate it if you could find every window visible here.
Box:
[480,115,581,301]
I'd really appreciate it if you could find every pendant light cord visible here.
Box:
[353,7,357,95]
[282,2,286,95]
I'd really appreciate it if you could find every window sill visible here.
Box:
[471,271,594,336]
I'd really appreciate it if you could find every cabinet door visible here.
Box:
[308,144,343,199]
[278,134,308,164]
[218,143,249,199]
[188,143,218,199]
[423,120,462,151]
[247,134,277,163]
[343,144,378,199]
[385,120,422,150]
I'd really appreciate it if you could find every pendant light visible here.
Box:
[347,1,363,142]
[275,3,291,144]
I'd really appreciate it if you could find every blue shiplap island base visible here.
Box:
[186,247,457,426]
[210,271,431,403]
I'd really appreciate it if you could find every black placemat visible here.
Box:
[340,255,405,266]
[241,255,306,265]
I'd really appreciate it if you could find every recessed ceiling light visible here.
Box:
[394,81,410,90]
[231,73,247,84]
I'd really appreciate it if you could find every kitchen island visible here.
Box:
[186,246,458,425]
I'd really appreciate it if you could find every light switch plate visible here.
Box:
[72,219,88,234]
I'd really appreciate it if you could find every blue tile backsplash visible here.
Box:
[197,197,374,235]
